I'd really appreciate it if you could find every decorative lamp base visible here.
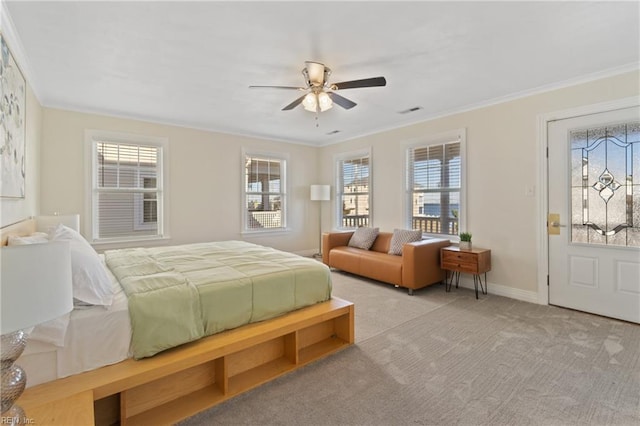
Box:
[1,404,26,425]
[1,330,28,420]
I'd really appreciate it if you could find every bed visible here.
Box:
[1,217,354,425]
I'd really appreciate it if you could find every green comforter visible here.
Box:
[104,241,332,359]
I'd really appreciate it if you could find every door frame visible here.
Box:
[536,96,639,305]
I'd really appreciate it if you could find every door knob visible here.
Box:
[548,213,565,235]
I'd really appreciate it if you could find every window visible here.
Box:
[570,121,640,247]
[243,152,287,232]
[86,131,168,242]
[336,150,371,229]
[406,130,465,238]
[134,176,157,230]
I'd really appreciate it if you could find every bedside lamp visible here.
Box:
[1,242,73,421]
[310,185,331,257]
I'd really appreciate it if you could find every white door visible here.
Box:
[548,106,640,324]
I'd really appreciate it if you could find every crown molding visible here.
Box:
[1,0,41,103]
[321,62,640,147]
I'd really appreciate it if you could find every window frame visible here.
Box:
[404,129,466,241]
[241,149,289,234]
[84,130,170,245]
[334,148,373,230]
[133,174,158,231]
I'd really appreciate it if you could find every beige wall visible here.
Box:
[318,70,640,299]
[39,109,321,253]
[1,85,42,227]
[9,69,638,300]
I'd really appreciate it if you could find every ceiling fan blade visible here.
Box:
[249,85,305,90]
[282,94,306,111]
[331,77,387,90]
[328,92,357,110]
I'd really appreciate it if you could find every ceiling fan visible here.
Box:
[249,61,386,113]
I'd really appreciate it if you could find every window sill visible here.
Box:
[241,228,292,237]
[90,235,171,251]
[421,232,458,242]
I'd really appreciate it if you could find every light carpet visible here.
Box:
[179,271,640,426]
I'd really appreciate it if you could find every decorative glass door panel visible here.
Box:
[570,121,640,247]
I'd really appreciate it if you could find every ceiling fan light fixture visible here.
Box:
[317,92,333,111]
[305,61,325,85]
[302,93,318,112]
[250,61,386,113]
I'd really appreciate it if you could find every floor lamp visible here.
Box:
[1,242,73,423]
[310,184,330,257]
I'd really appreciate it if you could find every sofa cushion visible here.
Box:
[348,227,379,250]
[388,229,423,255]
[328,247,364,274]
[370,232,392,253]
[359,250,403,286]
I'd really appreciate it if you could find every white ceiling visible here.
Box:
[4,1,639,146]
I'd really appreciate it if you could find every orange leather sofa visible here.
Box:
[322,231,451,295]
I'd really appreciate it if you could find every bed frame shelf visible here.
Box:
[18,297,354,425]
[125,386,224,426]
[299,335,346,363]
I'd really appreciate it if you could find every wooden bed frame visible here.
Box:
[2,218,355,425]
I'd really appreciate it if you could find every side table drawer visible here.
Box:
[442,260,478,274]
[442,250,477,264]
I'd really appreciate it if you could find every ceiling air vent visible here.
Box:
[398,106,423,114]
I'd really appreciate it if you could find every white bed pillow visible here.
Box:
[7,232,49,245]
[49,224,114,307]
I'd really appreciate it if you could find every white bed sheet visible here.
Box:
[19,257,131,388]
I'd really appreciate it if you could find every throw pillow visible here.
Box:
[348,227,379,250]
[388,228,422,255]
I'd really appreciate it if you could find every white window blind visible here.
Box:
[336,153,370,228]
[407,141,461,236]
[93,141,163,240]
[244,154,286,231]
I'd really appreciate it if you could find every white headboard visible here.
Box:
[35,214,80,233]
[1,215,80,246]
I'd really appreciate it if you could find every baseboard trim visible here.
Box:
[295,250,540,304]
[295,249,319,257]
[456,277,539,304]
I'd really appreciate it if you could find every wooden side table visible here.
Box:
[441,246,491,299]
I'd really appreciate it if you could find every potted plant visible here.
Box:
[459,232,472,250]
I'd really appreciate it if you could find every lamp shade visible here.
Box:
[1,242,73,334]
[310,185,330,201]
[317,92,333,112]
[303,93,317,112]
